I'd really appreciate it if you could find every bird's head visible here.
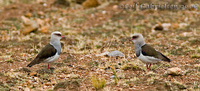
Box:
[130,33,145,45]
[51,31,63,40]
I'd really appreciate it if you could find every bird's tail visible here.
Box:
[159,52,171,62]
[27,58,39,67]
[27,63,33,67]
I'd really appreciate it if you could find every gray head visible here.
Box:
[50,31,63,42]
[130,33,145,46]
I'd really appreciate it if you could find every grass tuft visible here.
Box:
[191,54,200,58]
[91,75,106,90]
[110,66,118,85]
[5,59,14,63]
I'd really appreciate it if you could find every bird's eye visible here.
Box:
[132,35,139,39]
[55,34,61,36]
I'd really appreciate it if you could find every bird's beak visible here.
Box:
[129,38,133,41]
[61,36,66,40]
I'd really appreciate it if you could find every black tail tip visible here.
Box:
[168,59,171,62]
[27,64,32,67]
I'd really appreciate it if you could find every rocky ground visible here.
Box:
[0,0,200,90]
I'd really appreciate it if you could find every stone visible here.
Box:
[82,0,100,9]
[152,23,171,32]
[113,5,118,10]
[37,11,45,16]
[39,26,49,33]
[97,2,110,9]
[44,82,52,86]
[107,50,125,57]
[37,18,45,26]
[166,67,183,76]
[29,72,37,76]
[20,16,39,35]
[96,51,109,56]
[24,12,32,17]
[110,75,115,79]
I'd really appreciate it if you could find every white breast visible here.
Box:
[138,52,161,64]
[44,53,60,63]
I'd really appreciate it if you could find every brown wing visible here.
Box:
[27,43,57,67]
[141,44,171,62]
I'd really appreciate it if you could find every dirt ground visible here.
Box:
[0,0,200,91]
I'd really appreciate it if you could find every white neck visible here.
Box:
[50,38,61,55]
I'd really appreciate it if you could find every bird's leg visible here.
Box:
[48,64,50,69]
[146,64,149,70]
[148,64,151,70]
[146,64,152,71]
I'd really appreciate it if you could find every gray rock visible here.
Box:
[110,75,115,79]
[107,50,125,57]
[96,51,109,56]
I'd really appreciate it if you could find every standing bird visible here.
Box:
[130,33,171,70]
[27,31,63,69]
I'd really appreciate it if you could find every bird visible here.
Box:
[130,33,171,70]
[27,31,63,69]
